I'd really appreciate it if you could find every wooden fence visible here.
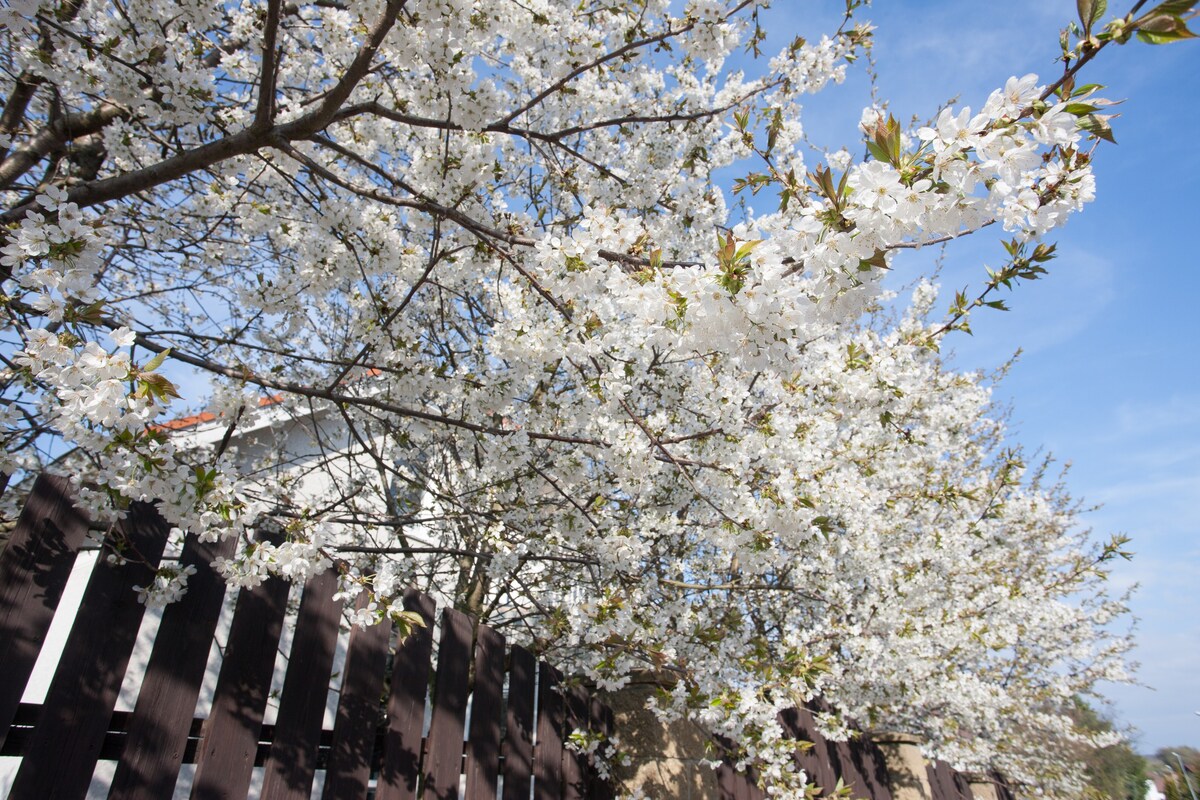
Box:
[0,473,1019,800]
[713,698,1017,800]
[0,474,615,799]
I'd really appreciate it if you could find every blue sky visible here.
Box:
[755,0,1200,753]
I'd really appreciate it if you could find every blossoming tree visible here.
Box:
[1,0,1194,795]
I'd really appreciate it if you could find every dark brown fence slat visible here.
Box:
[928,760,967,800]
[952,768,974,799]
[853,737,894,800]
[586,695,615,800]
[926,763,943,799]
[464,623,505,800]
[561,684,590,800]
[937,761,966,800]
[993,772,1017,800]
[501,645,537,800]
[322,594,393,800]
[261,567,345,799]
[8,500,170,800]
[749,771,767,800]
[109,533,237,799]
[731,763,752,800]
[422,607,475,800]
[377,590,437,800]
[801,705,839,793]
[734,762,753,800]
[534,662,565,800]
[828,737,870,799]
[0,474,89,750]
[946,762,966,800]
[942,763,965,800]
[716,761,740,800]
[778,706,837,796]
[191,569,291,799]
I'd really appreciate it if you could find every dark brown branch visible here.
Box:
[252,0,285,131]
[0,102,126,191]
[597,249,702,272]
[0,74,42,163]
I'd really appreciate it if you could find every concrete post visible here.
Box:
[964,773,1002,800]
[602,683,721,800]
[871,731,933,800]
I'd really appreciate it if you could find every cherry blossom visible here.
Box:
[1,0,1193,796]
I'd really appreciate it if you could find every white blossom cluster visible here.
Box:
[0,0,1164,795]
[133,562,198,609]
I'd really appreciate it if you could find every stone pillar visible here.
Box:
[602,683,721,800]
[964,773,1001,800]
[871,731,933,800]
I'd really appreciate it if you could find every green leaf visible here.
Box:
[1078,113,1117,142]
[142,348,170,373]
[1153,0,1200,15]
[73,300,108,324]
[1136,13,1197,42]
[733,239,763,262]
[866,140,891,163]
[1139,13,1183,31]
[766,107,784,156]
[139,372,181,402]
[1077,0,1107,33]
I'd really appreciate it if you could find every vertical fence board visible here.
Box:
[937,761,967,800]
[561,685,590,800]
[777,706,836,796]
[0,474,89,749]
[464,624,505,800]
[377,590,436,800]
[534,662,564,800]
[946,762,967,800]
[720,763,743,800]
[828,738,870,799]
[322,594,393,800]
[738,763,759,800]
[930,760,969,800]
[422,607,474,800]
[853,737,894,800]
[8,500,169,800]
[716,761,740,800]
[926,763,943,800]
[952,769,973,800]
[501,645,537,800]
[261,568,345,800]
[944,762,965,799]
[191,568,291,800]
[109,533,237,799]
[800,705,840,794]
[586,695,615,800]
[993,772,1017,800]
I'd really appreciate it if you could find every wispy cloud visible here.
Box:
[1110,394,1200,440]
